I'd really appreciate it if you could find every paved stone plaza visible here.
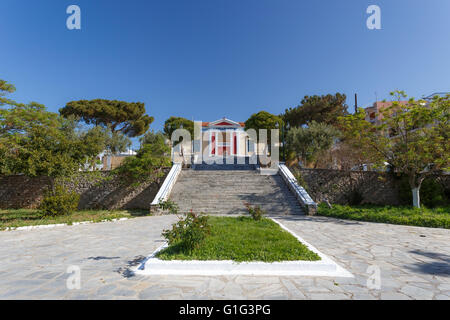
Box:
[0,215,449,300]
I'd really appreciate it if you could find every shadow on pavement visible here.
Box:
[406,250,450,276]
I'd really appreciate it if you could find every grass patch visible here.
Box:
[0,208,149,230]
[317,203,450,229]
[156,216,321,262]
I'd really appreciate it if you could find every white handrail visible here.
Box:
[151,163,182,206]
[278,164,317,214]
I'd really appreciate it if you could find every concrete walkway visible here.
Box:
[0,215,449,299]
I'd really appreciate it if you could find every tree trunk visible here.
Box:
[49,176,55,192]
[408,173,424,209]
[313,159,319,169]
[411,187,420,208]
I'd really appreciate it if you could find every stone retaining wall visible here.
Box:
[290,168,450,206]
[0,169,170,210]
[0,176,53,209]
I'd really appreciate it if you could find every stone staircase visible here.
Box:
[191,163,256,170]
[191,156,257,170]
[169,169,304,215]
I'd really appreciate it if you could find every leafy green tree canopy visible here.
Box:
[245,111,283,154]
[244,111,283,138]
[104,130,131,155]
[0,80,16,102]
[0,104,105,177]
[140,130,168,146]
[60,99,154,137]
[116,131,171,181]
[0,80,107,177]
[286,121,340,167]
[163,117,194,138]
[339,91,450,208]
[283,93,349,128]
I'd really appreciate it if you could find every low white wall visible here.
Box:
[150,163,182,208]
[278,164,317,215]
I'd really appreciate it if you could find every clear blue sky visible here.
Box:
[1,0,450,147]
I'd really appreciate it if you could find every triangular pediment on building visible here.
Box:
[207,118,244,128]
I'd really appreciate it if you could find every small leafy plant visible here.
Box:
[244,202,265,221]
[39,185,80,217]
[162,211,211,251]
[158,200,179,214]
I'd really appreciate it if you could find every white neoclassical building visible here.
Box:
[201,118,246,157]
[172,117,269,164]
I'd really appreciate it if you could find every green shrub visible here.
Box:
[162,212,211,251]
[398,175,448,208]
[347,189,364,205]
[244,202,265,221]
[115,134,171,181]
[39,185,80,217]
[317,203,450,229]
[420,179,448,207]
[158,200,179,214]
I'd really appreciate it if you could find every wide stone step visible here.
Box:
[176,205,303,211]
[201,198,297,201]
[169,169,304,216]
[172,193,298,198]
[173,194,299,199]
[177,203,302,208]
[175,209,304,215]
[175,205,301,210]
[177,208,303,214]
[174,199,300,204]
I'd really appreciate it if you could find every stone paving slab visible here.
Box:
[0,215,449,299]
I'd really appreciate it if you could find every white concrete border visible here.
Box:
[133,218,353,277]
[3,218,129,232]
[278,164,317,214]
[151,163,182,206]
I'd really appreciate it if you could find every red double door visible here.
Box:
[211,132,237,156]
